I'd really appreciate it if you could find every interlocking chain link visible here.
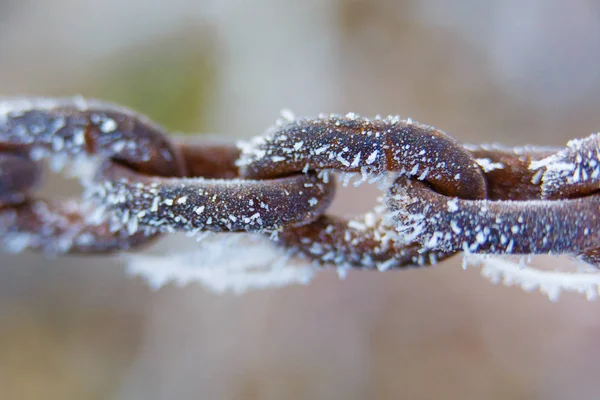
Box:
[1,97,599,270]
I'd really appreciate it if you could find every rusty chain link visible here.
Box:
[1,97,599,270]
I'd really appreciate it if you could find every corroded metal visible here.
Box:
[1,97,599,269]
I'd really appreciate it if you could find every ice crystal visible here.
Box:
[467,255,600,301]
[530,133,600,198]
[125,234,317,293]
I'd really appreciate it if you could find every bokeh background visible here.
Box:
[2,1,600,399]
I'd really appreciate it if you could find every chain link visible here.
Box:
[1,97,599,270]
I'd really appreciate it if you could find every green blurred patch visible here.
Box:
[83,37,216,134]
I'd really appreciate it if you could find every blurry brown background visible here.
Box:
[2,1,600,399]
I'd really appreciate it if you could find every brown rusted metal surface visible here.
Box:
[1,97,599,269]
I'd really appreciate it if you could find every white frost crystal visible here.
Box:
[125,234,317,294]
[467,255,600,301]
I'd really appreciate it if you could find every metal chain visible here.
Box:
[1,97,599,270]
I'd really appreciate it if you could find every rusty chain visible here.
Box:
[1,97,599,270]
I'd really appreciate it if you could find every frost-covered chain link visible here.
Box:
[236,115,488,269]
[94,143,335,235]
[0,97,188,253]
[1,97,600,270]
[236,115,600,269]
[386,139,600,267]
[0,97,334,253]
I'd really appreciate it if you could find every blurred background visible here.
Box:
[2,0,600,399]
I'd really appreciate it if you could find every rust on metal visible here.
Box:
[1,97,599,270]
